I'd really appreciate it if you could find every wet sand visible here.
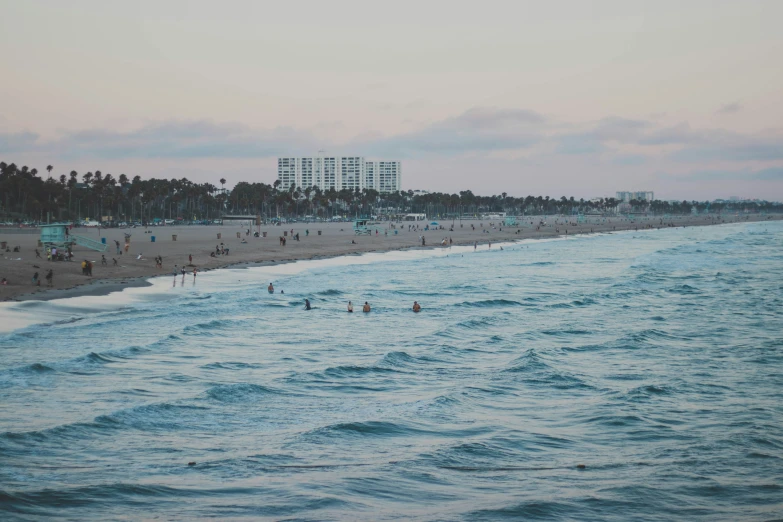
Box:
[1,214,778,302]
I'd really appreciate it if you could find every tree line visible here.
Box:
[1,161,781,223]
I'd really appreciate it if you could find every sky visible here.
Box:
[1,0,782,200]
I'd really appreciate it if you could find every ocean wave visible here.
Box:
[504,349,550,372]
[1,416,121,446]
[377,351,444,369]
[315,289,344,296]
[0,482,268,511]
[503,350,593,389]
[621,384,675,402]
[95,402,211,432]
[200,361,264,370]
[541,329,592,336]
[320,364,403,378]
[308,420,419,438]
[454,299,524,308]
[456,317,498,329]
[182,318,249,334]
[0,362,55,385]
[204,383,284,403]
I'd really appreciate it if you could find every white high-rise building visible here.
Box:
[277,156,401,193]
[616,191,654,202]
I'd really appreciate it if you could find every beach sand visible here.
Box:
[1,214,778,302]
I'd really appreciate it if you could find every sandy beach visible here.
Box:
[1,214,779,302]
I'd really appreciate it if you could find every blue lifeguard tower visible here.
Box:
[40,223,107,252]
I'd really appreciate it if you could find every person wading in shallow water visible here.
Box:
[412,301,421,313]
[363,301,371,313]
[268,283,274,294]
[304,299,311,310]
[347,301,353,313]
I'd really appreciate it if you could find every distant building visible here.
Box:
[277,156,401,193]
[616,191,654,202]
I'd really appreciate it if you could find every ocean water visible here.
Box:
[1,222,782,521]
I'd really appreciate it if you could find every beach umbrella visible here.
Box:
[431,221,439,225]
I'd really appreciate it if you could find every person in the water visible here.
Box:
[347,301,353,313]
[304,299,311,310]
[267,283,274,294]
[363,301,371,313]
[412,301,421,313]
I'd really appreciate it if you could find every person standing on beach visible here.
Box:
[363,302,371,313]
[31,272,39,286]
[347,301,353,313]
[45,269,53,287]
[188,254,192,264]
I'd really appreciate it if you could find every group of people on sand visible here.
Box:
[26,269,54,287]
[267,284,422,313]
[210,243,229,257]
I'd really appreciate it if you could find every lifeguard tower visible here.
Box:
[353,219,372,235]
[40,223,107,252]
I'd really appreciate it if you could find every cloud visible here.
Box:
[354,107,546,157]
[1,121,321,160]
[717,102,742,115]
[550,117,650,155]
[0,132,40,154]
[659,167,783,182]
[554,134,606,155]
[612,154,648,166]
[669,137,783,162]
[637,122,698,145]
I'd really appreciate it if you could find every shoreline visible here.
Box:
[2,214,780,303]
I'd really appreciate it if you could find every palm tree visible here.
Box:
[46,165,53,179]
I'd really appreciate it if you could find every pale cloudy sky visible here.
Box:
[1,0,782,199]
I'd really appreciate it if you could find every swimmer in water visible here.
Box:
[267,283,274,294]
[304,299,311,310]
[363,301,371,313]
[412,301,421,313]
[347,301,353,313]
